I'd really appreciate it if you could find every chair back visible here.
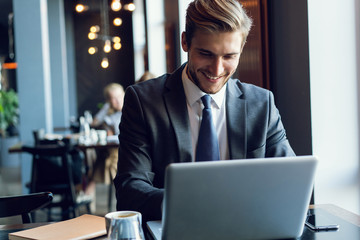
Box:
[0,192,53,223]
[22,144,77,197]
[21,142,91,220]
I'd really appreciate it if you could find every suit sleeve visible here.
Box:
[114,86,164,221]
[265,91,296,157]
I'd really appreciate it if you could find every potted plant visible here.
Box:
[0,89,19,137]
[0,89,20,167]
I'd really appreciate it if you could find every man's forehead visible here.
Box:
[190,30,243,52]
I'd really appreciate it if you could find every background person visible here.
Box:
[86,83,124,197]
[92,83,125,136]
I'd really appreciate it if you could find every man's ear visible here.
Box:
[181,32,188,52]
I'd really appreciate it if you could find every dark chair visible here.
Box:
[22,143,92,221]
[0,192,53,223]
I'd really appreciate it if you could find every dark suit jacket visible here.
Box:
[114,64,295,222]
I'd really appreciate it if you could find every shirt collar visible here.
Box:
[182,64,226,109]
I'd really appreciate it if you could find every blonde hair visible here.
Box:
[104,83,124,101]
[185,0,252,49]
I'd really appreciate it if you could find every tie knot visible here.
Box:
[201,95,211,109]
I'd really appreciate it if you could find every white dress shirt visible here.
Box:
[181,65,229,161]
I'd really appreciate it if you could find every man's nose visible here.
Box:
[210,57,224,77]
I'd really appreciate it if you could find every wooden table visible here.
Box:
[299,204,360,240]
[310,204,360,227]
[76,141,119,151]
[8,140,119,154]
[7,143,23,154]
[1,204,360,240]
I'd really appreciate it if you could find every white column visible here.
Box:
[146,0,166,76]
[133,0,146,80]
[48,0,70,129]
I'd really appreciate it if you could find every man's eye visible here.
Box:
[224,55,237,59]
[199,52,212,57]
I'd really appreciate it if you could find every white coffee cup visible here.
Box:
[97,130,107,144]
[105,211,144,239]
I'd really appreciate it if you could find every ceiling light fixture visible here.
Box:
[111,0,122,11]
[75,0,135,69]
[75,3,89,13]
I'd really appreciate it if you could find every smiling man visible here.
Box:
[114,0,295,223]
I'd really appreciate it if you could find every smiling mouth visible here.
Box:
[203,72,223,81]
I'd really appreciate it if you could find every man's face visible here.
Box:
[181,30,243,94]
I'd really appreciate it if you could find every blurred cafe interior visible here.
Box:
[1,0,360,219]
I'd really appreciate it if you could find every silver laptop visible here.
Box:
[147,155,318,240]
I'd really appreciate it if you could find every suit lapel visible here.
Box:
[226,79,246,159]
[163,65,193,162]
[162,67,247,161]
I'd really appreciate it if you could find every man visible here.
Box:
[114,0,295,223]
